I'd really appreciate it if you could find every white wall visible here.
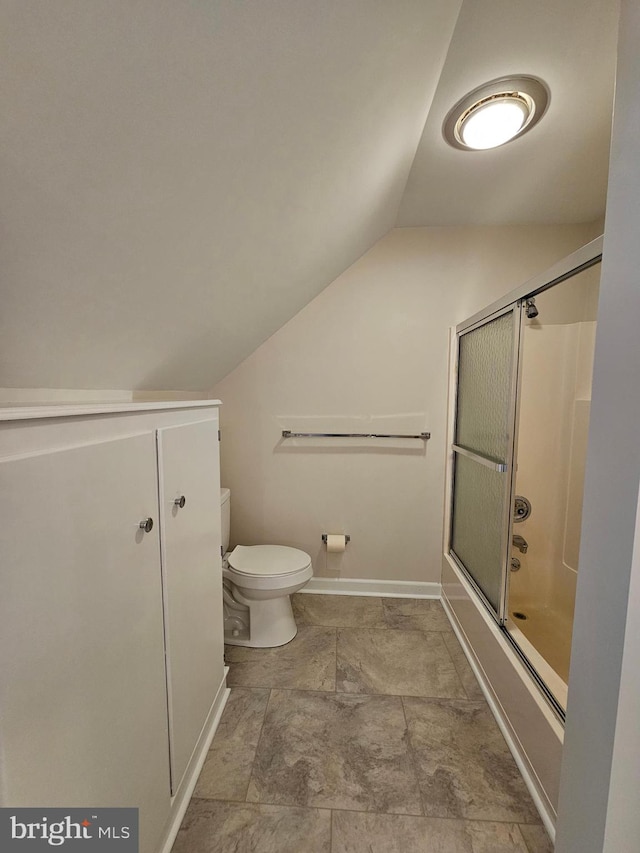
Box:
[556,0,640,849]
[212,223,600,584]
[601,482,640,849]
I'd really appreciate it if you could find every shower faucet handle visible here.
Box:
[514,495,532,522]
[512,534,528,554]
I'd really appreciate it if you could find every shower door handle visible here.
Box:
[452,445,508,473]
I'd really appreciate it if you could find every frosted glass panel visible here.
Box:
[456,312,514,462]
[451,454,506,612]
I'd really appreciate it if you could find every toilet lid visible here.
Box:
[228,544,312,576]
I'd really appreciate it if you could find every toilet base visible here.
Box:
[224,593,298,648]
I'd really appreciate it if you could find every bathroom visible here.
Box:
[1,2,638,853]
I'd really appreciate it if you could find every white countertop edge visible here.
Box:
[0,399,222,421]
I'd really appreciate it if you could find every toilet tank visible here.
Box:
[220,488,231,554]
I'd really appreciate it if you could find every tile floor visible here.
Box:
[172,595,555,853]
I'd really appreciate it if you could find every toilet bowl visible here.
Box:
[223,545,313,647]
[220,489,313,647]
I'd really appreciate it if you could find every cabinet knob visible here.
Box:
[139,517,154,533]
[174,496,186,509]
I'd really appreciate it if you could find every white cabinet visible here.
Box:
[157,419,224,794]
[0,402,227,853]
[0,433,171,852]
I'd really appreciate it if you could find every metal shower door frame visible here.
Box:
[449,301,522,625]
[447,236,604,628]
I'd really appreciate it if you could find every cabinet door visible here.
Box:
[0,433,170,853]
[157,417,223,793]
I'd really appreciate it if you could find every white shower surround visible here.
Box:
[509,309,598,688]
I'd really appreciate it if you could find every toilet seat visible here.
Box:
[228,544,312,577]
[224,544,313,597]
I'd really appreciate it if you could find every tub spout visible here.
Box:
[512,534,528,554]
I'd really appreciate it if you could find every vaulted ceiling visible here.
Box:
[398,0,618,226]
[0,0,618,391]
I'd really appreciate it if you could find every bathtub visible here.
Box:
[441,553,563,840]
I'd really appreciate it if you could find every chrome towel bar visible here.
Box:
[282,430,430,440]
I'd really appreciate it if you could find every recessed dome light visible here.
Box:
[443,76,549,151]
[458,94,531,149]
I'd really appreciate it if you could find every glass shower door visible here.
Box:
[448,240,602,715]
[506,263,601,707]
[450,308,519,620]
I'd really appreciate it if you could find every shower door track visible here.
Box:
[456,238,602,337]
[501,625,566,721]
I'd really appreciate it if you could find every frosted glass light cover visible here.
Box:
[461,99,528,150]
[443,77,549,152]
[455,311,515,463]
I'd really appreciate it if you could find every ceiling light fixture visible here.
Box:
[443,76,549,151]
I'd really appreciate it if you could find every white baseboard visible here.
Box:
[158,668,230,853]
[299,577,441,599]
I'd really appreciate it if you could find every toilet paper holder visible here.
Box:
[322,534,350,544]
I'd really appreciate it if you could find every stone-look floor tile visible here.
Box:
[171,798,331,853]
[382,598,454,633]
[336,628,466,698]
[442,632,485,701]
[519,824,554,853]
[194,688,269,801]
[292,593,387,628]
[403,697,540,823]
[332,811,529,853]
[246,689,422,814]
[225,626,336,691]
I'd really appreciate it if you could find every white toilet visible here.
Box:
[220,488,313,647]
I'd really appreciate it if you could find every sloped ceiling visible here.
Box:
[0,0,618,392]
[0,0,461,391]
[397,0,619,226]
